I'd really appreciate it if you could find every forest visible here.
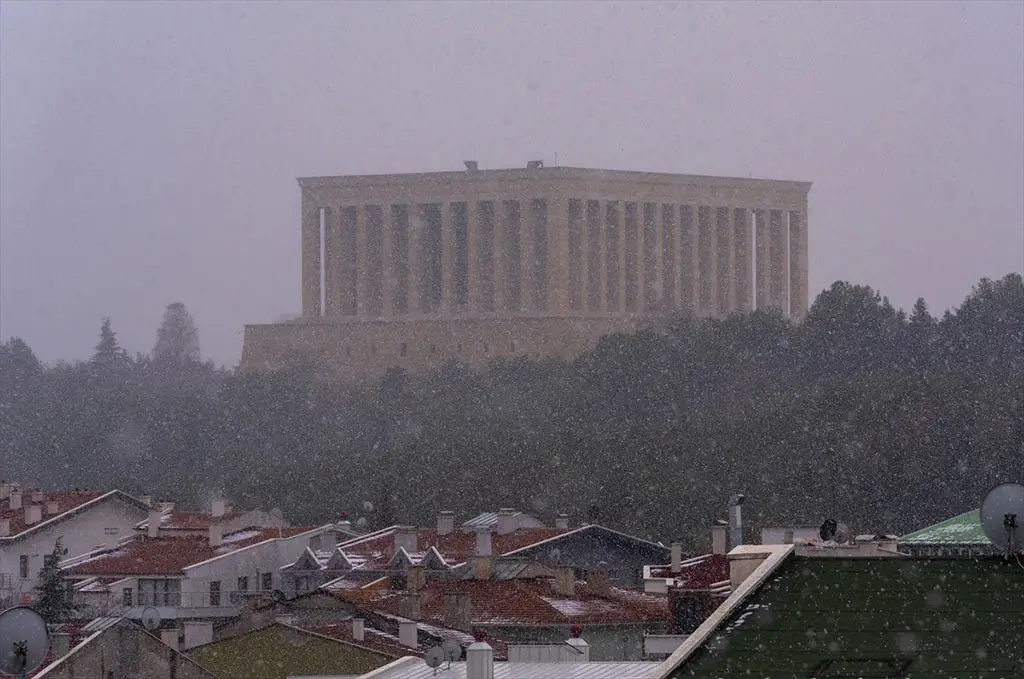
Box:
[1,275,1021,550]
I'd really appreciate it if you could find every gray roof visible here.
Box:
[462,511,526,529]
[360,657,657,678]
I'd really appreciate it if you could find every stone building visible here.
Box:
[241,164,810,379]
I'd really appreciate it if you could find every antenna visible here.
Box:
[979,482,1024,558]
[424,645,446,674]
[0,606,51,678]
[140,606,162,632]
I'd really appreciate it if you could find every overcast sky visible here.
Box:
[2,1,1021,366]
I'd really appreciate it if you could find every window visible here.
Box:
[237,576,248,592]
[262,572,273,591]
[19,555,29,579]
[138,579,181,606]
[400,342,408,357]
[103,527,119,535]
[209,580,221,606]
[122,588,133,607]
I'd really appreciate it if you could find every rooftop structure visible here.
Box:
[242,164,811,380]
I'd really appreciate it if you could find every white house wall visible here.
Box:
[1,499,147,600]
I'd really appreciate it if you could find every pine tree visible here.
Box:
[153,302,201,366]
[34,538,80,623]
[92,318,128,367]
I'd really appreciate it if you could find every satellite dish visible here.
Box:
[0,606,51,677]
[818,519,849,543]
[424,645,446,671]
[979,482,1024,555]
[441,638,461,662]
[140,607,162,632]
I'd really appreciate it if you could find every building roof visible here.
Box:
[646,554,730,590]
[335,577,670,627]
[64,527,319,576]
[899,509,990,545]
[156,509,246,531]
[0,490,150,542]
[338,526,570,571]
[655,554,1024,678]
[357,655,658,679]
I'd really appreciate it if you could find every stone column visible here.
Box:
[440,201,454,313]
[788,209,809,319]
[323,207,340,317]
[547,197,569,313]
[382,204,396,316]
[733,208,753,313]
[493,199,507,313]
[597,201,607,312]
[769,209,788,311]
[697,206,717,315]
[301,196,322,318]
[409,204,423,315]
[521,198,535,311]
[679,204,697,314]
[356,205,370,318]
[653,204,664,313]
[754,209,770,311]
[716,207,734,315]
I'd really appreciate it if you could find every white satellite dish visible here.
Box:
[140,607,162,632]
[0,606,51,677]
[979,482,1024,556]
[441,637,461,662]
[424,645,446,673]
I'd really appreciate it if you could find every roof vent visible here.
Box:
[46,501,60,516]
[25,505,42,526]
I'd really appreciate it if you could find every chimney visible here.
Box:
[466,639,494,679]
[553,567,575,596]
[398,620,418,648]
[31,489,44,503]
[406,565,426,593]
[586,569,610,595]
[711,524,728,555]
[471,556,494,581]
[148,509,163,539]
[437,510,455,536]
[209,523,223,548]
[443,593,472,631]
[0,482,10,500]
[474,527,492,557]
[211,498,227,518]
[160,629,179,651]
[25,505,42,526]
[0,519,10,537]
[783,530,794,545]
[567,628,590,662]
[670,542,683,574]
[351,618,365,642]
[398,593,421,620]
[140,494,153,508]
[555,513,570,530]
[46,500,60,516]
[9,491,22,511]
[728,495,745,548]
[496,508,517,536]
[394,526,418,555]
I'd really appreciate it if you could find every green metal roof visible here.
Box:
[899,510,990,545]
[668,557,1024,678]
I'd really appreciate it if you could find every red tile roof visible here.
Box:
[340,527,570,570]
[648,554,730,589]
[64,527,318,577]
[337,578,671,627]
[0,491,108,537]
[159,510,246,531]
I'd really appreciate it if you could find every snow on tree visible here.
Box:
[153,302,201,365]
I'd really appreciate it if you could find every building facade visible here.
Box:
[242,166,811,379]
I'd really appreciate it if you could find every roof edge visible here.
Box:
[353,655,421,678]
[1,490,152,544]
[650,543,795,679]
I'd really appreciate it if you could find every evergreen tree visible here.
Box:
[153,302,201,366]
[92,318,129,367]
[34,538,80,623]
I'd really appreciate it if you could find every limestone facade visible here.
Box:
[241,166,810,379]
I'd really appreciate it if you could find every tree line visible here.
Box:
[1,275,1021,551]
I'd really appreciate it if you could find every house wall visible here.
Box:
[510,528,671,589]
[188,624,393,679]
[183,529,329,605]
[37,625,218,679]
[0,498,147,603]
[479,623,663,661]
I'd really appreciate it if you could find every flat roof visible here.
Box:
[297,166,811,192]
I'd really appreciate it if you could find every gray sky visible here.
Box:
[2,1,1022,367]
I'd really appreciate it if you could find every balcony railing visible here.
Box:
[123,591,259,610]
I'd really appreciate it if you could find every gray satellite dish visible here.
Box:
[140,607,162,632]
[979,482,1024,556]
[818,519,850,544]
[0,606,51,677]
[424,645,446,672]
[441,637,461,662]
